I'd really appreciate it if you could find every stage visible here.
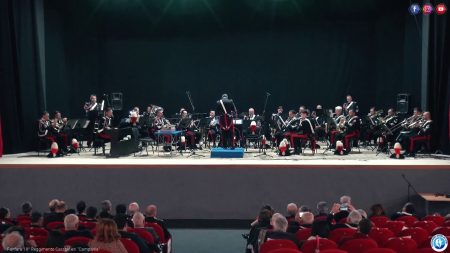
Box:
[0,147,449,227]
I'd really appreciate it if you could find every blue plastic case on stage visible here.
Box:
[210,148,245,158]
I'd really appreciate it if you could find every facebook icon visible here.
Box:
[409,4,421,15]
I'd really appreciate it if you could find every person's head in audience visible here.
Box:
[357,209,368,219]
[258,209,272,226]
[340,195,352,205]
[64,214,79,231]
[116,204,127,216]
[1,231,24,250]
[65,209,76,216]
[128,202,140,216]
[31,212,43,227]
[261,205,275,216]
[145,205,157,218]
[347,210,363,226]
[48,199,59,213]
[114,214,128,231]
[101,200,112,214]
[358,219,372,235]
[55,201,67,213]
[21,202,32,216]
[86,206,98,220]
[76,201,86,215]
[402,202,416,215]
[286,203,298,218]
[311,220,330,238]
[317,201,329,215]
[369,204,386,217]
[46,230,65,248]
[94,219,121,243]
[300,212,314,225]
[271,213,288,232]
[0,207,11,220]
[132,212,145,228]
[98,211,112,219]
[3,226,26,239]
[299,205,311,213]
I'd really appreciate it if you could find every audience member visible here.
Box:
[86,206,98,222]
[1,231,25,252]
[286,203,298,222]
[369,204,386,217]
[30,212,43,228]
[46,230,65,248]
[333,210,362,230]
[265,213,300,248]
[114,214,151,253]
[44,201,66,226]
[99,200,114,219]
[144,204,171,240]
[88,219,127,253]
[63,214,92,240]
[76,201,87,220]
[339,219,374,246]
[391,202,417,220]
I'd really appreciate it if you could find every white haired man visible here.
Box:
[331,195,356,224]
[132,212,160,246]
[265,213,300,249]
[333,210,362,230]
[144,204,171,240]
[2,231,25,250]
[63,214,92,240]
[286,203,298,222]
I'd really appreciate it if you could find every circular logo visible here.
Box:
[431,234,448,252]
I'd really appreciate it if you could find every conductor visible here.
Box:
[216,94,236,148]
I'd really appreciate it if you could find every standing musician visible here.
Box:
[177,110,201,149]
[329,106,345,147]
[216,94,236,148]
[96,107,114,142]
[207,110,219,146]
[83,94,100,147]
[343,95,359,115]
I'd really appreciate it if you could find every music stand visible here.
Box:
[76,119,90,151]
[65,119,79,130]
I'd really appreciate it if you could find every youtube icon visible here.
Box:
[436,3,447,15]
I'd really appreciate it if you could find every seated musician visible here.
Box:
[140,105,155,138]
[38,111,68,155]
[364,107,380,144]
[275,110,298,146]
[177,110,201,149]
[342,109,361,151]
[216,94,235,148]
[395,108,423,146]
[96,107,114,142]
[399,111,432,156]
[154,108,173,151]
[207,110,219,146]
[52,111,69,148]
[292,111,315,155]
[343,95,359,115]
[313,105,327,140]
[244,108,257,121]
[271,106,286,146]
[329,106,345,148]
[377,108,399,147]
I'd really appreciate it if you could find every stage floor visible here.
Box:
[0,144,449,169]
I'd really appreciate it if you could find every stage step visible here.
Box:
[210,148,244,158]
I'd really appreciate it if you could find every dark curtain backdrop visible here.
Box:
[428,0,450,153]
[2,0,449,153]
[0,0,46,154]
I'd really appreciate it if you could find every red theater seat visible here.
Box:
[384,221,405,236]
[145,222,166,243]
[384,237,417,253]
[295,228,312,242]
[422,215,444,226]
[370,216,389,228]
[369,227,395,247]
[364,248,396,253]
[120,238,140,253]
[432,226,450,236]
[399,227,429,246]
[46,221,64,230]
[260,239,298,253]
[128,227,155,245]
[339,238,378,253]
[25,227,49,237]
[80,221,97,230]
[30,235,48,248]
[64,236,90,246]
[320,250,348,253]
[396,216,418,227]
[329,228,357,243]
[301,238,337,253]
[413,221,438,234]
[269,249,303,253]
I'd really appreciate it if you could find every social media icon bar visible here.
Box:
[436,4,447,15]
[423,4,434,15]
[409,4,421,15]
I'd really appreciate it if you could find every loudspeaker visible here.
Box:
[397,94,410,114]
[111,93,123,111]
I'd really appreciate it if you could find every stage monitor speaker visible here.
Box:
[111,92,123,111]
[396,93,410,114]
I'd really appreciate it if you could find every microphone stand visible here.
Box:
[402,174,420,202]
[255,92,273,158]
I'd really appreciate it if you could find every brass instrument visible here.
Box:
[407,116,424,129]
[337,117,347,133]
[150,104,163,114]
